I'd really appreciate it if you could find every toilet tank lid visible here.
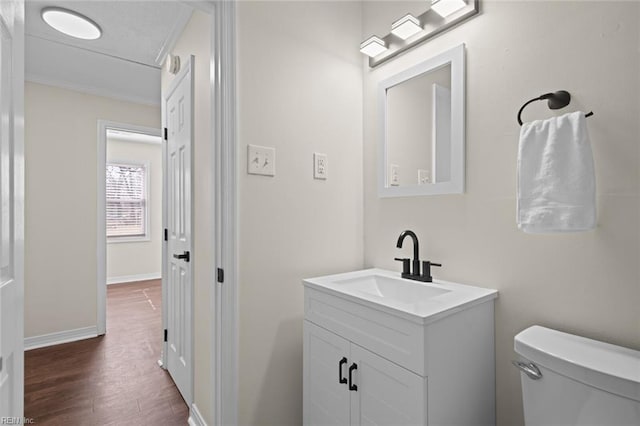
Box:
[515,326,640,402]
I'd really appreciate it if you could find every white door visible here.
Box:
[164,56,194,403]
[0,0,23,418]
[349,344,426,426]
[303,321,351,426]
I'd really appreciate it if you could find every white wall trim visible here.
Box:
[97,120,162,336]
[107,131,162,145]
[107,235,152,244]
[24,326,98,351]
[188,403,209,426]
[26,73,160,107]
[9,0,26,417]
[212,1,239,425]
[107,273,162,285]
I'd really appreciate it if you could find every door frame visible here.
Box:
[208,1,238,424]
[21,0,238,423]
[96,120,163,336]
[0,0,25,417]
[160,1,238,422]
[181,1,238,424]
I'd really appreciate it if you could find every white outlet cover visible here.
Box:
[418,169,431,185]
[390,164,400,186]
[248,144,275,176]
[314,152,327,180]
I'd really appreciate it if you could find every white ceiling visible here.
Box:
[26,1,194,105]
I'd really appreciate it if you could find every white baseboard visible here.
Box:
[188,403,208,426]
[107,272,161,285]
[24,326,98,351]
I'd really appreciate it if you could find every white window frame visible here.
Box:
[106,159,151,243]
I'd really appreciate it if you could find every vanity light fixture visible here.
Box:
[391,14,423,40]
[364,0,478,67]
[360,36,387,58]
[430,0,467,18]
[41,7,102,40]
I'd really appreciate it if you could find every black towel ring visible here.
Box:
[517,90,594,126]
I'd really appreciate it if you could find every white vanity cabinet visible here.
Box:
[303,269,498,426]
[304,321,426,426]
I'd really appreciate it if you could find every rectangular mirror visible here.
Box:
[378,43,465,197]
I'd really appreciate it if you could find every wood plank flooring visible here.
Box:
[24,280,188,425]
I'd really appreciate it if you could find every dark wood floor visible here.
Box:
[25,280,188,425]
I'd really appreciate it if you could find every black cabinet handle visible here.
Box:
[338,357,347,384]
[173,251,190,262]
[348,363,358,391]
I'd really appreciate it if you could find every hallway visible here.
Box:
[24,280,188,425]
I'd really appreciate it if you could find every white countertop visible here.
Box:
[304,268,498,324]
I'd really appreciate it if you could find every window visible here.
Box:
[106,162,148,239]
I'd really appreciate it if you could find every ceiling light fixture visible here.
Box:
[430,0,467,18]
[41,7,102,40]
[391,14,423,40]
[360,36,387,58]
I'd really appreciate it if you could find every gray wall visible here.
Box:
[24,82,160,338]
[237,2,364,424]
[363,2,640,425]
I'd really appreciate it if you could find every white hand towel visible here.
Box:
[517,111,596,233]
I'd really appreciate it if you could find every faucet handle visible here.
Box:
[420,261,442,282]
[394,257,411,277]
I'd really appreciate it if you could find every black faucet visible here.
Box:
[394,230,441,282]
[396,230,420,277]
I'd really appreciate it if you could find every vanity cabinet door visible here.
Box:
[304,321,351,426]
[349,343,427,426]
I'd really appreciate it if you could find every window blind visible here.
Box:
[106,163,147,238]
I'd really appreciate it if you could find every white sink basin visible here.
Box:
[304,268,498,323]
[334,274,451,303]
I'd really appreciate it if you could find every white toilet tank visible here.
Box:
[514,325,640,426]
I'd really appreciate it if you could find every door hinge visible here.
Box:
[164,228,168,241]
[217,268,224,283]
[163,127,168,140]
[164,329,168,342]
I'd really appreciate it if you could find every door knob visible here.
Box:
[173,251,190,262]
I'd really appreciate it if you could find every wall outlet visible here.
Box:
[418,169,431,185]
[389,164,400,186]
[314,153,327,180]
[247,144,275,176]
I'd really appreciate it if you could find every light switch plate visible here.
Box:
[248,144,275,176]
[314,152,327,180]
[418,169,431,185]
[390,164,400,186]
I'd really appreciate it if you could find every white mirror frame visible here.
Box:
[378,43,465,198]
